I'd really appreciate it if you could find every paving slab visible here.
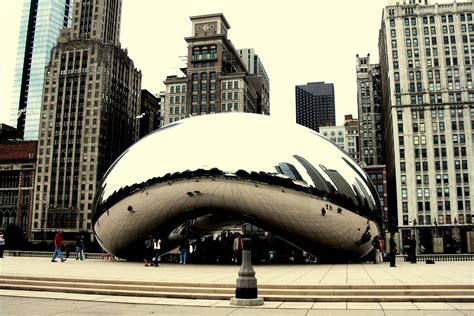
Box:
[347,302,382,309]
[278,302,314,309]
[312,302,347,309]
[448,302,474,310]
[414,302,456,310]
[381,302,418,309]
[0,257,473,313]
[181,299,223,306]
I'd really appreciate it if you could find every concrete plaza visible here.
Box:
[0,256,472,286]
[0,257,473,314]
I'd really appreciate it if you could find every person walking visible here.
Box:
[379,236,385,262]
[179,239,190,264]
[144,235,153,266]
[372,235,381,264]
[389,232,397,267]
[232,233,243,264]
[410,234,417,263]
[0,233,5,258]
[153,237,161,267]
[75,235,85,260]
[52,231,66,262]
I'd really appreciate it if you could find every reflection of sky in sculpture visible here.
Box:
[97,113,378,213]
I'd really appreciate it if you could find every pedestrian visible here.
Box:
[232,233,243,264]
[321,208,326,216]
[51,231,66,262]
[372,235,380,264]
[410,234,417,263]
[179,239,190,264]
[153,237,161,267]
[127,205,135,213]
[75,234,85,260]
[144,235,153,266]
[0,233,4,258]
[389,232,397,267]
[379,236,385,263]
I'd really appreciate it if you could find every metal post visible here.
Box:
[230,238,264,306]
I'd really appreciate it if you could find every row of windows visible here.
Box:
[169,95,185,104]
[222,81,240,89]
[390,13,473,28]
[191,72,217,81]
[169,85,186,94]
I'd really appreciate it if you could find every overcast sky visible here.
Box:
[0,0,453,126]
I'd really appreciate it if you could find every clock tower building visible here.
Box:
[163,13,269,125]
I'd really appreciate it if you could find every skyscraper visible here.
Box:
[379,0,473,250]
[32,0,141,241]
[295,82,335,132]
[10,0,72,140]
[239,48,270,114]
[163,13,270,126]
[356,54,384,166]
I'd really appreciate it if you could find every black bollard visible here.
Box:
[230,238,264,306]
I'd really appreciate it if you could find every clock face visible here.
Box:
[203,24,209,31]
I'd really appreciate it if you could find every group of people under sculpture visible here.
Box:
[373,233,417,267]
[143,233,245,266]
[49,230,414,266]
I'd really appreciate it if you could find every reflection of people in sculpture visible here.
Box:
[127,205,135,213]
[356,225,371,246]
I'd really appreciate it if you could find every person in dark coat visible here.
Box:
[410,234,417,263]
[144,235,154,266]
[179,239,190,264]
[389,233,397,267]
[75,234,85,260]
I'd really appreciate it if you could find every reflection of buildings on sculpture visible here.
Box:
[93,114,382,262]
[163,13,270,126]
[274,163,303,181]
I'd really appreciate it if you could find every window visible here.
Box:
[402,188,407,198]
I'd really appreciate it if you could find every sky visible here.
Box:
[0,0,452,126]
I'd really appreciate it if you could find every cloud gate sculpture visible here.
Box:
[93,113,382,261]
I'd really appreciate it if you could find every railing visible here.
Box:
[402,253,474,262]
[4,250,102,260]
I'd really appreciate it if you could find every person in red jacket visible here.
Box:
[51,231,66,262]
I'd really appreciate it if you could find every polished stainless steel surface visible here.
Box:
[93,113,382,260]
